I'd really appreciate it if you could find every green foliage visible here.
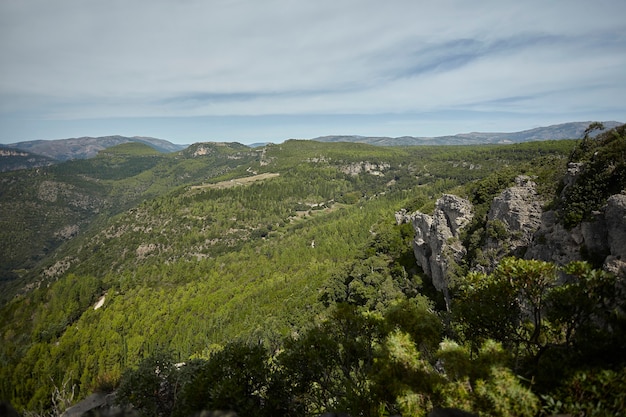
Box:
[99,142,163,156]
[535,261,626,389]
[547,262,622,347]
[473,367,539,417]
[452,268,521,350]
[32,274,101,342]
[278,304,386,416]
[0,141,259,298]
[320,222,422,311]
[384,297,442,357]
[453,257,572,364]
[466,168,517,206]
[435,340,539,417]
[542,367,626,417]
[0,137,602,415]
[452,257,626,399]
[558,124,626,228]
[0,168,109,294]
[486,218,509,240]
[378,330,439,416]
[174,342,272,417]
[116,351,179,417]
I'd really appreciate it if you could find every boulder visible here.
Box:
[61,393,108,417]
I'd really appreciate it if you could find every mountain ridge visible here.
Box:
[4,121,624,164]
[4,135,185,162]
[312,120,624,146]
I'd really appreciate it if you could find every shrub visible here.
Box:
[541,367,626,417]
[116,352,178,417]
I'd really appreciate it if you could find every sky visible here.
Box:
[1,0,625,145]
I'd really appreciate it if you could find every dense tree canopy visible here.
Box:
[1,134,624,416]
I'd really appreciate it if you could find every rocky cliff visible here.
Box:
[396,194,473,307]
[481,176,543,270]
[527,193,626,276]
[398,176,626,299]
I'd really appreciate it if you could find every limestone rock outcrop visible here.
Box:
[482,176,543,269]
[487,176,542,245]
[602,194,626,276]
[525,203,622,271]
[399,175,626,299]
[519,190,626,276]
[398,194,473,305]
[61,393,115,417]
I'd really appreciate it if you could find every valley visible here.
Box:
[0,127,624,416]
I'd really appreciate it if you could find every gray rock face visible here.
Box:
[400,177,626,300]
[526,206,615,271]
[437,194,474,236]
[526,193,626,278]
[488,176,543,241]
[604,194,626,276]
[524,210,585,266]
[403,194,473,306]
[61,393,111,417]
[483,176,544,268]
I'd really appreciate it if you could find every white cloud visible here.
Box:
[0,0,625,141]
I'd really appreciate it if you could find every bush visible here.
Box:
[474,367,539,417]
[542,368,626,417]
[558,124,626,228]
[116,352,178,417]
[175,342,272,417]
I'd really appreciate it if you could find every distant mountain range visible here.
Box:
[1,121,623,172]
[312,121,624,146]
[3,135,185,162]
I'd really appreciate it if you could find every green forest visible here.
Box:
[1,126,625,416]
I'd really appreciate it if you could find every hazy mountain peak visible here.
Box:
[5,135,185,161]
[312,121,624,146]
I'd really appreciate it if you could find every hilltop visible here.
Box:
[3,135,185,162]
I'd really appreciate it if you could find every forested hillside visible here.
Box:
[1,133,624,416]
[0,142,257,303]
[0,146,56,172]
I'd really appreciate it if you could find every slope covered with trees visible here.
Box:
[1,132,624,416]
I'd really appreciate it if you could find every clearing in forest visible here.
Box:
[191,172,280,190]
